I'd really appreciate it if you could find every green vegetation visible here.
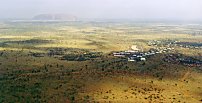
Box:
[0,21,202,103]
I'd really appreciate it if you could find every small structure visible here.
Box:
[140,58,146,61]
[114,54,125,57]
[113,52,125,57]
[128,58,135,62]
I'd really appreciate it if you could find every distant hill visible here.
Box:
[33,14,77,21]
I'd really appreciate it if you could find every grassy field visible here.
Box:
[0,21,202,103]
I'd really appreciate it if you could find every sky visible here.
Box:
[0,0,202,21]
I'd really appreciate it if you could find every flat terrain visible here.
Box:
[0,21,202,103]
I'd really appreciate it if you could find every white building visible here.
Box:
[140,58,146,61]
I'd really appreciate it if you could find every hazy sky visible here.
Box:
[0,0,202,20]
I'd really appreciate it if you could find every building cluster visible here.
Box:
[176,42,202,49]
[113,47,172,62]
[163,54,202,67]
[148,40,202,49]
[28,52,45,57]
[148,40,178,48]
[113,50,147,62]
